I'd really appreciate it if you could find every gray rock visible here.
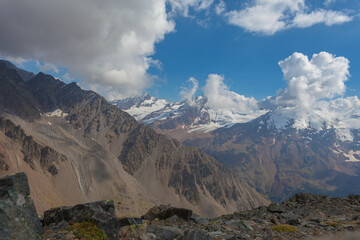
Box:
[207,231,226,239]
[287,218,301,226]
[192,214,210,225]
[42,199,121,240]
[148,225,184,240]
[224,219,253,231]
[168,214,179,223]
[240,220,254,231]
[0,172,43,240]
[270,215,279,225]
[184,229,210,240]
[268,203,286,213]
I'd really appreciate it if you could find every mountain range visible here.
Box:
[0,60,269,218]
[112,93,360,201]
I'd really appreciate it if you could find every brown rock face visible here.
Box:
[0,62,269,217]
[0,117,65,174]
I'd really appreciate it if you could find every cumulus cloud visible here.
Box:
[292,10,352,28]
[0,0,175,99]
[276,52,350,110]
[180,77,199,105]
[225,0,352,35]
[203,74,259,112]
[267,51,360,140]
[167,0,215,16]
[215,0,226,15]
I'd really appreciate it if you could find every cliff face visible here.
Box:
[0,117,66,174]
[0,62,269,217]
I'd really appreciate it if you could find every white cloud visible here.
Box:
[180,77,199,105]
[267,51,360,140]
[225,0,352,35]
[276,52,350,110]
[167,0,215,16]
[215,0,226,15]
[36,61,59,74]
[324,0,336,6]
[293,10,352,28]
[203,74,259,112]
[0,0,175,99]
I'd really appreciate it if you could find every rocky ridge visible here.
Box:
[3,173,360,240]
[0,60,268,217]
[0,117,67,175]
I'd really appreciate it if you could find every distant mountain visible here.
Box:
[112,95,268,134]
[0,61,269,217]
[114,94,360,201]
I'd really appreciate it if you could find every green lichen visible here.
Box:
[66,221,107,240]
[271,224,299,233]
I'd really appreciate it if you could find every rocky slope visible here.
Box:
[3,173,360,240]
[0,61,269,217]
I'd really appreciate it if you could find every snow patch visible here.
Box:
[46,109,68,117]
[344,150,360,162]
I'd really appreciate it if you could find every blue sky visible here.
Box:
[1,0,359,102]
[150,1,360,101]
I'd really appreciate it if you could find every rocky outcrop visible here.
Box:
[0,117,66,174]
[42,200,123,239]
[0,172,42,240]
[2,172,360,240]
[120,193,360,240]
[0,153,9,171]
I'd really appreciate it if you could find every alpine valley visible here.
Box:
[112,90,360,202]
[0,60,270,218]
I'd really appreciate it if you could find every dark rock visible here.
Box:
[147,225,183,240]
[348,195,360,202]
[42,200,119,240]
[0,153,9,171]
[0,172,43,240]
[142,205,169,220]
[287,218,301,226]
[184,229,210,240]
[118,217,143,227]
[192,213,210,225]
[167,214,179,223]
[224,219,253,231]
[47,165,58,176]
[271,215,280,225]
[268,203,286,213]
[289,193,326,204]
[142,205,193,221]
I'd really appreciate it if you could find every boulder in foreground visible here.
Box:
[0,172,42,240]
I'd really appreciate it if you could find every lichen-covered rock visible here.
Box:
[0,172,43,240]
[42,200,141,240]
